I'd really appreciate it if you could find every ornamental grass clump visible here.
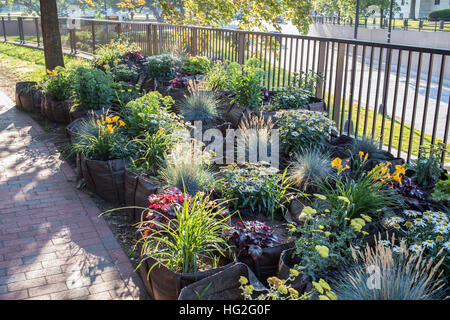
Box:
[219,162,290,220]
[137,192,231,274]
[289,147,333,192]
[407,144,445,187]
[71,114,135,161]
[179,90,221,123]
[276,109,337,156]
[333,239,447,300]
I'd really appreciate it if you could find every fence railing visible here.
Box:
[311,14,450,32]
[1,16,449,166]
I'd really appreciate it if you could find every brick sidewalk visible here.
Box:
[0,91,148,300]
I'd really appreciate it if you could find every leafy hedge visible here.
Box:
[428,9,450,21]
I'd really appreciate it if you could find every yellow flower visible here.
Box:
[326,291,338,300]
[243,285,254,295]
[46,69,52,74]
[331,157,342,168]
[319,295,330,300]
[119,120,126,126]
[315,245,329,258]
[288,287,299,298]
[112,116,120,123]
[106,124,115,133]
[360,214,372,222]
[318,279,330,291]
[359,151,364,159]
[105,116,112,124]
[51,69,57,76]
[238,276,248,285]
[312,281,324,294]
[267,277,282,289]
[96,119,102,126]
[289,268,299,277]
[278,284,288,295]
[119,44,124,50]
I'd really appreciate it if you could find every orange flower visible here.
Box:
[331,157,342,168]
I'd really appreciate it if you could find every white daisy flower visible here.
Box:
[404,210,421,218]
[392,246,403,253]
[423,239,435,249]
[434,225,449,235]
[413,217,427,227]
[390,216,404,224]
[378,240,391,247]
[409,244,423,253]
[443,241,450,252]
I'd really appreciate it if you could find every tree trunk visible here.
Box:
[40,0,64,70]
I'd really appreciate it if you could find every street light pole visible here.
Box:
[354,0,360,39]
[104,0,108,20]
[387,0,394,43]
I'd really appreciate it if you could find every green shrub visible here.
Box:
[219,162,290,220]
[180,56,212,75]
[179,90,220,123]
[276,109,336,155]
[108,63,140,83]
[92,39,138,69]
[144,54,176,79]
[265,87,310,111]
[205,60,242,91]
[407,144,444,186]
[229,63,265,109]
[69,67,115,111]
[432,174,450,202]
[428,8,450,21]
[112,81,141,107]
[39,66,72,101]
[121,91,186,137]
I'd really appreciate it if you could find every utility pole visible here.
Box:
[354,0,360,39]
[104,0,108,20]
[387,0,394,43]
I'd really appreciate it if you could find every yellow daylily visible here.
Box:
[315,245,329,258]
[331,157,342,168]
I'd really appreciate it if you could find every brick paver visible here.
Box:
[0,91,147,300]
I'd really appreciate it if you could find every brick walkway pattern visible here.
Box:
[0,91,147,300]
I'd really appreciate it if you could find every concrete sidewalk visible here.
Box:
[0,91,147,300]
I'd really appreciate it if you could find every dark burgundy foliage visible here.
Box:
[230,220,278,259]
[127,50,145,65]
[390,176,425,200]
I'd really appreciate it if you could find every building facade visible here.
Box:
[398,0,450,19]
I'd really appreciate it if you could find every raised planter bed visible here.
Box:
[15,81,41,112]
[41,94,72,124]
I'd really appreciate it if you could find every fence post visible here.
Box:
[152,24,158,55]
[332,42,345,125]
[316,40,327,99]
[238,32,245,65]
[191,27,197,56]
[117,22,122,38]
[146,24,151,56]
[18,17,24,44]
[34,17,40,46]
[439,20,444,30]
[91,20,96,54]
[2,17,6,42]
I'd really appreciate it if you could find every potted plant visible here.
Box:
[68,67,115,121]
[136,192,235,300]
[141,54,178,92]
[229,220,294,285]
[70,113,137,204]
[15,81,41,112]
[40,67,72,123]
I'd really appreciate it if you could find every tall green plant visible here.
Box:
[137,193,231,274]
[39,66,72,101]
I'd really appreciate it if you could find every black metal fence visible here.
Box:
[1,16,449,166]
[311,14,450,32]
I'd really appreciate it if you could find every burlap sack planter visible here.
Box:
[15,81,41,112]
[236,241,295,286]
[124,168,160,223]
[41,94,72,124]
[277,248,314,294]
[178,262,268,300]
[140,255,236,300]
[79,153,129,204]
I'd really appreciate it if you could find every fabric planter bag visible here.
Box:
[178,262,268,300]
[79,153,128,204]
[124,168,160,223]
[41,94,72,124]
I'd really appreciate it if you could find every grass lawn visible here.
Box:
[0,42,89,82]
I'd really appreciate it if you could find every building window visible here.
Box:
[434,0,440,4]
